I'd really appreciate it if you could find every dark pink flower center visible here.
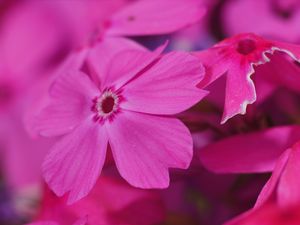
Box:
[237,39,256,55]
[101,96,115,114]
[92,90,120,122]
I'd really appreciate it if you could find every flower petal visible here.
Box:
[258,45,300,93]
[195,49,228,88]
[222,61,256,124]
[254,149,290,208]
[100,42,166,90]
[24,49,89,138]
[33,70,98,137]
[199,126,300,174]
[121,51,208,115]
[277,142,300,207]
[87,37,147,88]
[106,111,193,188]
[107,0,205,36]
[42,121,108,204]
[272,41,300,60]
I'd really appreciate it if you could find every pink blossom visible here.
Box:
[195,33,300,123]
[31,41,207,204]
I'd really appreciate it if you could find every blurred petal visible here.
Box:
[254,149,290,208]
[107,0,205,36]
[222,0,300,43]
[199,126,300,173]
[277,142,300,207]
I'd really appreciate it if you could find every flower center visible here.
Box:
[101,96,115,114]
[93,90,119,121]
[237,39,256,55]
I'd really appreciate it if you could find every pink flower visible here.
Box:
[195,33,300,123]
[28,177,165,225]
[32,42,207,204]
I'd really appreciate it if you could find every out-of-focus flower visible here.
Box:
[27,177,165,225]
[222,0,300,43]
[0,0,88,192]
[103,0,205,38]
[225,141,300,225]
[29,41,207,204]
[199,125,300,174]
[195,33,300,123]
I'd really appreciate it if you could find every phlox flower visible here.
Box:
[32,42,207,204]
[27,177,165,225]
[195,33,300,123]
